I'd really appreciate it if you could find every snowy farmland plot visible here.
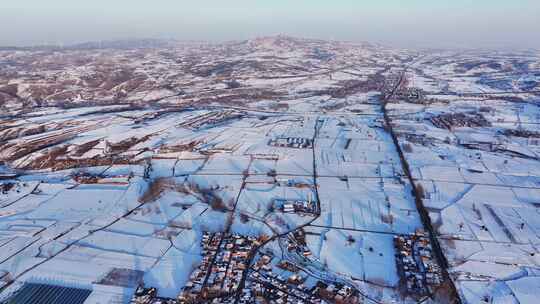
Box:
[1,36,539,303]
[314,177,422,234]
[388,52,540,302]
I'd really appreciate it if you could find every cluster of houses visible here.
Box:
[289,230,314,258]
[396,87,426,102]
[312,282,360,304]
[268,137,313,149]
[394,232,443,297]
[429,112,491,130]
[72,172,100,184]
[383,74,402,98]
[0,181,17,195]
[275,178,310,188]
[275,197,318,216]
[244,251,360,303]
[71,171,131,185]
[503,128,540,139]
[245,251,314,303]
[178,110,244,130]
[178,232,259,303]
[130,285,175,304]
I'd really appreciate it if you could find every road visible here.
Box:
[381,69,462,304]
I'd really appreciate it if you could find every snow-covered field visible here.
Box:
[1,36,539,303]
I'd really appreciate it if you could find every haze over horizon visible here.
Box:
[1,0,540,49]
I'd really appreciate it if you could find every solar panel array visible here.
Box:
[2,283,92,304]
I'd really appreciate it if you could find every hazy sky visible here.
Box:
[1,0,539,49]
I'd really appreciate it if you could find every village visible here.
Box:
[0,36,538,304]
[177,233,260,303]
[393,232,443,298]
[245,250,360,304]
